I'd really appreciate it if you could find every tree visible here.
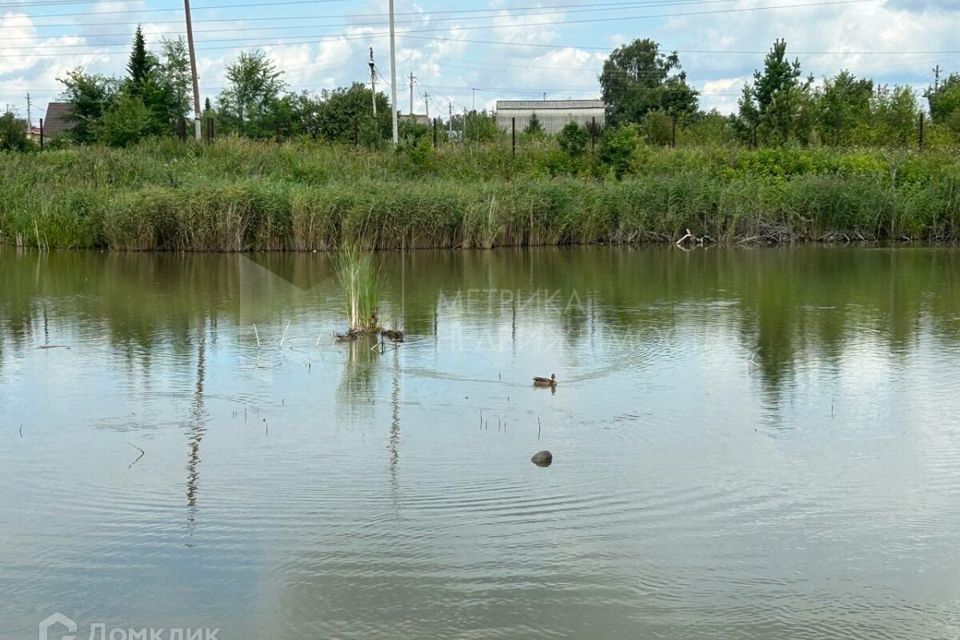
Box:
[599,124,641,179]
[600,38,698,126]
[557,121,588,156]
[58,68,119,144]
[736,39,814,145]
[817,71,873,145]
[524,112,545,136]
[308,83,391,142]
[868,85,920,145]
[461,110,498,142]
[157,37,193,122]
[926,73,960,127]
[126,26,156,97]
[97,93,150,147]
[217,50,286,137]
[0,112,30,151]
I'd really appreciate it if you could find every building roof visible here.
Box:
[496,99,605,111]
[42,102,74,136]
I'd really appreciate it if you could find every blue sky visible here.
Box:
[1,0,957,125]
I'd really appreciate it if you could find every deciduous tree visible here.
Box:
[600,38,698,126]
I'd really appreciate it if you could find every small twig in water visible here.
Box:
[19,424,23,438]
[127,441,145,455]
[279,319,291,349]
[253,324,261,349]
[538,417,542,441]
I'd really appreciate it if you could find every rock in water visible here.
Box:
[531,450,553,467]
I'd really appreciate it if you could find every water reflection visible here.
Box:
[2,246,960,639]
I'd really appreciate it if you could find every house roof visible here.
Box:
[496,99,605,111]
[42,102,74,136]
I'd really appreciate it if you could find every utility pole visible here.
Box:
[25,93,31,133]
[933,64,942,91]
[472,88,477,111]
[388,0,399,146]
[369,47,377,117]
[424,92,430,120]
[183,0,202,141]
[408,72,416,116]
[448,101,453,139]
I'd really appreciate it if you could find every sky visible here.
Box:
[0,0,958,125]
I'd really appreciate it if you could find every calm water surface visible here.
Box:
[1,247,959,639]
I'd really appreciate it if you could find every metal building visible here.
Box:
[495,99,606,134]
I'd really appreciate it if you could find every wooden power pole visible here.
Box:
[184,0,202,142]
[369,47,377,117]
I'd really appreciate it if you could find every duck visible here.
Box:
[381,328,405,342]
[533,373,557,388]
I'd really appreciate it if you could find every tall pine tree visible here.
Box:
[126,26,154,96]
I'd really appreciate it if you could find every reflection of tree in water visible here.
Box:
[186,319,208,538]
[4,248,960,398]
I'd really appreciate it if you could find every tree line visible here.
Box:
[599,38,959,148]
[2,30,959,151]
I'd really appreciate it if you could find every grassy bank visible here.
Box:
[2,139,959,250]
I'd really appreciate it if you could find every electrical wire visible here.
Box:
[1,0,880,54]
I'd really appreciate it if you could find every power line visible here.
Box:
[10,0,756,38]
[14,0,772,27]
[1,0,880,54]
[6,0,351,19]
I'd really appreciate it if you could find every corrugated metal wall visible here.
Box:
[495,108,606,134]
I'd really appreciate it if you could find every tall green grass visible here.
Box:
[2,138,959,250]
[335,243,381,333]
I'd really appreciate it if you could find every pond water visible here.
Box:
[1,247,959,640]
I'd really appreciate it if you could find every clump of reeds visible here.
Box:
[335,242,381,335]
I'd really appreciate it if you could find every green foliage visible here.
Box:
[58,68,119,144]
[125,26,156,96]
[217,50,286,137]
[335,244,381,333]
[0,112,31,152]
[97,94,151,148]
[557,121,589,157]
[680,111,733,146]
[736,39,815,145]
[298,83,391,142]
[463,110,499,142]
[524,112,545,136]
[155,37,194,125]
[860,85,920,146]
[927,73,960,125]
[399,117,430,145]
[600,38,698,126]
[4,140,960,250]
[817,71,873,145]
[599,124,642,179]
[641,111,673,146]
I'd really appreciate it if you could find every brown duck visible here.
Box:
[533,373,557,388]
